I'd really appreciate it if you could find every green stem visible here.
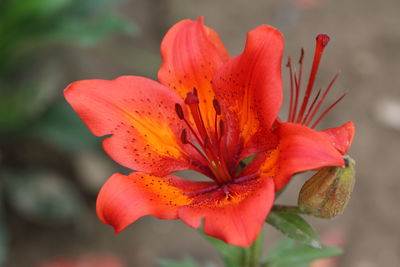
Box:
[272,205,305,214]
[243,227,263,267]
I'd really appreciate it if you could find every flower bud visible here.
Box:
[298,156,356,218]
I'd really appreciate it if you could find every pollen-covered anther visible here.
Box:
[299,48,305,64]
[180,129,188,144]
[219,120,225,137]
[213,98,221,115]
[175,103,184,120]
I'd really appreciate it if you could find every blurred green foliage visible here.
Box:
[0,0,135,132]
[158,257,217,267]
[0,0,135,265]
[264,238,342,267]
[161,228,342,267]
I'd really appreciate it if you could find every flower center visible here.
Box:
[286,34,347,128]
[175,89,232,185]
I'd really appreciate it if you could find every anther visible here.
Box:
[219,120,225,137]
[193,87,198,97]
[286,56,292,68]
[213,98,221,115]
[180,129,188,144]
[299,48,305,64]
[175,103,184,120]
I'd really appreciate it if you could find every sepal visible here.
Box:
[298,156,356,218]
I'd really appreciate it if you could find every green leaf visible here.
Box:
[157,257,217,267]
[157,258,200,267]
[199,229,245,267]
[265,238,342,267]
[266,211,321,248]
[266,238,296,260]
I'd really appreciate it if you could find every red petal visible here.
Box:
[96,172,211,233]
[274,123,345,190]
[158,17,229,132]
[321,121,355,155]
[179,178,275,247]
[242,123,344,191]
[65,76,203,175]
[212,25,284,160]
[97,172,274,247]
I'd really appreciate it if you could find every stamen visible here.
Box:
[292,65,301,122]
[213,98,221,115]
[311,92,347,128]
[305,73,339,126]
[213,98,220,144]
[176,98,209,150]
[175,103,184,120]
[219,120,225,139]
[297,48,305,95]
[293,49,305,121]
[184,184,219,196]
[234,172,259,183]
[184,91,210,143]
[286,57,294,122]
[178,89,233,185]
[301,89,321,125]
[204,136,210,149]
[180,129,188,144]
[186,139,213,169]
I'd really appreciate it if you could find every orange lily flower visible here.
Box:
[65,18,351,247]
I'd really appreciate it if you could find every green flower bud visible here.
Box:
[298,156,356,218]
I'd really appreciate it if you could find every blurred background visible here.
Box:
[1,0,399,266]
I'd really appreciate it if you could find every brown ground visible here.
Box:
[5,0,400,266]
